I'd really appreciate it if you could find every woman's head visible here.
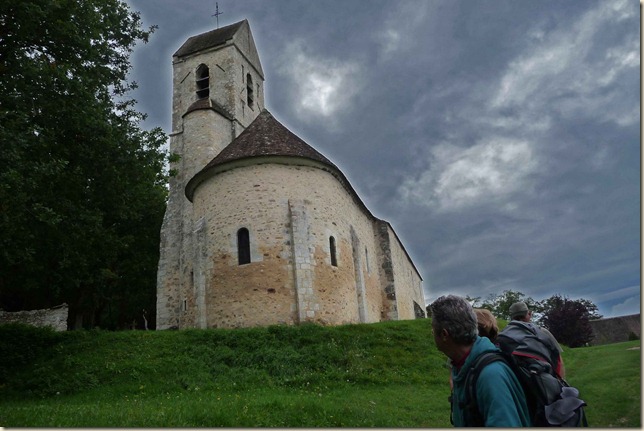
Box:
[474,308,498,342]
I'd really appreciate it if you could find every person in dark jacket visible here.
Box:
[508,301,565,378]
[431,295,531,427]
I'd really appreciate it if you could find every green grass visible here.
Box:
[561,341,641,427]
[0,320,639,427]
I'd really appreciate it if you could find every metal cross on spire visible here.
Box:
[212,2,223,28]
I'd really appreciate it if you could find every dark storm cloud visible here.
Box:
[126,0,640,318]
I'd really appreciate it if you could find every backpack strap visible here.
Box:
[457,351,509,426]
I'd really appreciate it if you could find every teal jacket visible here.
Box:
[450,336,531,427]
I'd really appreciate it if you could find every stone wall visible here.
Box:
[191,162,393,328]
[157,25,265,330]
[589,314,640,345]
[384,223,424,320]
[170,25,264,133]
[0,303,68,331]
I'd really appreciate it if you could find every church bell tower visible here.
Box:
[156,20,265,329]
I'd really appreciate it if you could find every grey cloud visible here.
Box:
[126,0,639,319]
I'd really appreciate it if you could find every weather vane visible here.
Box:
[212,2,223,28]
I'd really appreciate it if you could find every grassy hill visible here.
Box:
[0,319,639,427]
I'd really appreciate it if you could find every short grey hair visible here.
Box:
[431,295,478,345]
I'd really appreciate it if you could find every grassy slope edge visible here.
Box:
[0,320,639,427]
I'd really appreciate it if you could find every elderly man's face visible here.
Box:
[432,320,448,355]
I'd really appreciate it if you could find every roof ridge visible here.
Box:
[185,110,337,199]
[174,20,246,58]
[201,109,335,173]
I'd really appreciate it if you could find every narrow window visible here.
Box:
[238,228,251,265]
[246,73,254,108]
[330,236,337,267]
[196,64,210,99]
[365,247,370,273]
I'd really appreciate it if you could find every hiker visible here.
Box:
[506,301,565,378]
[474,308,498,342]
[448,308,499,391]
[431,295,531,427]
[495,302,587,426]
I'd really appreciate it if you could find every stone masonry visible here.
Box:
[0,303,68,331]
[589,314,640,345]
[156,20,425,330]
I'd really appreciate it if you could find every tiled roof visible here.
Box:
[205,110,335,169]
[185,109,339,200]
[174,20,245,58]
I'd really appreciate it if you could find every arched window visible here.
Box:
[246,73,254,108]
[329,236,337,267]
[237,228,251,265]
[196,64,210,99]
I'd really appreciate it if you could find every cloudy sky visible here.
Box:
[126,0,640,318]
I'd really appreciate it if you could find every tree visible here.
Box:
[480,290,540,321]
[465,295,483,308]
[538,295,601,347]
[426,296,481,318]
[0,1,167,329]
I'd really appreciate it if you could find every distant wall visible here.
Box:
[589,314,640,345]
[0,304,68,331]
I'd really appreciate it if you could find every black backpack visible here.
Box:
[456,322,588,427]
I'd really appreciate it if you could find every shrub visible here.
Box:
[540,295,595,347]
[0,324,61,383]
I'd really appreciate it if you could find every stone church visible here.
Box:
[156,20,425,330]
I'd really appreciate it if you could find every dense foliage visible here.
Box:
[540,294,598,347]
[0,1,167,329]
[475,290,542,321]
[461,290,602,347]
[425,290,603,347]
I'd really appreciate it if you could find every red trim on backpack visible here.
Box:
[556,356,563,378]
[512,351,548,362]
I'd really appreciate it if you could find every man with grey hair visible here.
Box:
[431,295,530,427]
